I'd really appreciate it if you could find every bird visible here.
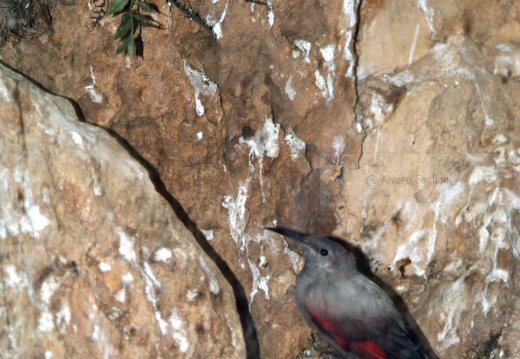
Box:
[266,227,431,359]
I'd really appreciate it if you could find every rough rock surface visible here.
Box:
[0,63,245,358]
[335,1,520,358]
[2,1,362,357]
[1,0,520,358]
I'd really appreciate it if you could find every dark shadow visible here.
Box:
[135,28,144,59]
[100,127,261,359]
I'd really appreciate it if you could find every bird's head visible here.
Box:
[266,227,357,275]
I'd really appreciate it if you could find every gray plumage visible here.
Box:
[267,227,431,359]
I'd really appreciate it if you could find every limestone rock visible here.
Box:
[335,1,520,358]
[0,63,245,359]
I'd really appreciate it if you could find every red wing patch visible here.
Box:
[353,341,388,359]
[307,308,349,350]
[334,336,349,351]
[308,308,334,332]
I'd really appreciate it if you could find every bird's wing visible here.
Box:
[304,276,428,359]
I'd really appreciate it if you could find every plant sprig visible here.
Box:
[167,0,214,37]
[106,0,161,56]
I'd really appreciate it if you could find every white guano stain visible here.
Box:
[199,257,220,295]
[169,309,189,353]
[314,68,330,102]
[6,171,51,239]
[223,122,281,303]
[98,262,112,272]
[492,134,507,144]
[186,289,199,301]
[408,22,420,67]
[370,92,394,126]
[267,1,274,27]
[282,238,300,272]
[238,117,280,202]
[391,182,464,276]
[437,277,465,348]
[69,131,84,149]
[333,136,346,160]
[55,304,71,334]
[213,1,228,39]
[294,40,311,63]
[417,0,435,34]
[107,307,123,321]
[247,256,272,305]
[88,305,114,358]
[284,130,306,161]
[224,97,306,308]
[469,166,497,185]
[201,229,214,241]
[264,119,280,158]
[117,228,169,336]
[122,272,134,285]
[284,76,296,101]
[183,60,218,117]
[38,274,61,333]
[154,247,172,262]
[117,227,137,264]
[320,44,336,103]
[22,205,50,238]
[143,261,161,290]
[5,265,25,288]
[249,2,255,22]
[115,288,126,303]
[427,183,465,267]
[342,0,358,77]
[195,95,204,116]
[156,311,168,335]
[84,66,103,104]
[222,183,249,248]
[494,44,520,78]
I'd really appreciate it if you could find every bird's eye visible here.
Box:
[320,249,328,256]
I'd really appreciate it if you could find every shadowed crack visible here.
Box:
[351,0,365,170]
[98,126,261,359]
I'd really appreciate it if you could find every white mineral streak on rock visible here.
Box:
[183,60,218,117]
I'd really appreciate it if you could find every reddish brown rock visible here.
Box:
[0,63,245,358]
[2,1,364,357]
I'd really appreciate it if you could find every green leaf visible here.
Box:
[132,13,151,22]
[116,35,133,54]
[106,0,130,16]
[139,21,161,29]
[126,38,136,57]
[136,1,153,13]
[114,13,132,39]
[132,13,161,29]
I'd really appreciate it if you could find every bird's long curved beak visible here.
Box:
[265,227,308,245]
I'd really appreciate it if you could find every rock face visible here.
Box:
[1,0,520,358]
[0,63,245,358]
[2,1,362,357]
[335,1,520,358]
